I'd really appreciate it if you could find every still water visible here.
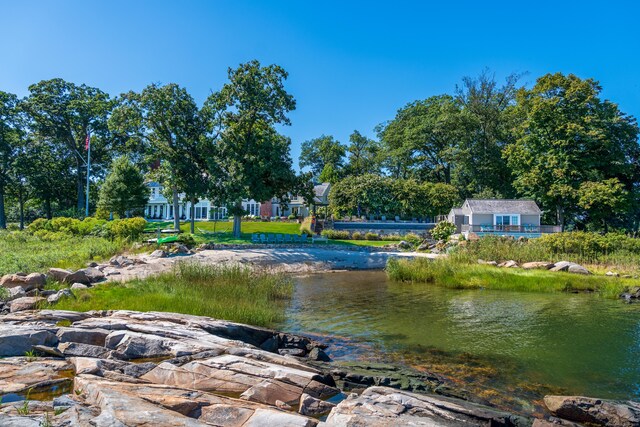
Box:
[280,270,640,410]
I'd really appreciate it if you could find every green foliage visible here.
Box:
[102,217,146,240]
[177,233,196,246]
[98,156,149,218]
[330,174,459,218]
[431,221,456,241]
[0,231,121,275]
[55,263,294,327]
[365,232,380,241]
[23,78,114,212]
[287,214,297,220]
[201,60,300,238]
[300,135,346,181]
[404,232,422,244]
[345,130,381,176]
[505,72,639,228]
[321,229,351,240]
[351,231,364,240]
[450,232,640,270]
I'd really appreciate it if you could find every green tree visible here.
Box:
[98,156,149,218]
[299,135,346,183]
[0,91,22,228]
[345,130,381,176]
[454,70,523,197]
[577,178,629,231]
[505,73,640,229]
[109,83,205,232]
[202,60,300,237]
[379,95,461,183]
[23,79,114,213]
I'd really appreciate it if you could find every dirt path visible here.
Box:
[107,247,439,281]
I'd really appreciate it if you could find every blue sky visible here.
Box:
[1,1,639,167]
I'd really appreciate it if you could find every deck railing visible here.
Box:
[461,224,561,234]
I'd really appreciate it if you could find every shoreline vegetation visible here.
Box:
[387,233,640,297]
[386,258,633,298]
[53,263,294,327]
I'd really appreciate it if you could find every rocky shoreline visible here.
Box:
[1,309,638,426]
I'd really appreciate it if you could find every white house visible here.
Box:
[447,199,561,238]
[144,182,331,221]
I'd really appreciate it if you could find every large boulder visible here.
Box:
[9,296,45,312]
[65,269,91,284]
[522,262,555,270]
[298,393,335,416]
[544,395,640,426]
[0,326,58,356]
[58,342,112,359]
[498,260,519,268]
[48,268,72,282]
[79,266,105,283]
[47,288,74,304]
[325,386,526,426]
[0,273,46,291]
[567,264,591,275]
[110,255,134,267]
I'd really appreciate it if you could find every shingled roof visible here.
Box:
[465,199,541,214]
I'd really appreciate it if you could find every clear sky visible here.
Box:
[1,1,639,166]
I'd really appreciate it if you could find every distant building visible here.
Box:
[144,182,331,221]
[447,199,561,238]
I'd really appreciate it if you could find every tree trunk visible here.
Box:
[45,197,52,219]
[556,204,565,231]
[233,200,242,238]
[172,189,180,232]
[77,157,85,213]
[190,197,196,234]
[0,185,6,229]
[18,187,24,230]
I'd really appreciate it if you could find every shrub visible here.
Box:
[103,217,147,239]
[178,233,196,246]
[352,232,364,240]
[322,229,351,240]
[404,232,422,244]
[365,232,380,241]
[431,221,456,241]
[288,214,297,220]
[27,218,49,233]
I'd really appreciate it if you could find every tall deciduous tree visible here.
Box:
[109,83,205,231]
[345,130,381,176]
[299,135,346,183]
[0,91,22,228]
[378,95,461,183]
[454,70,523,197]
[505,73,640,229]
[23,79,113,213]
[97,156,149,218]
[202,60,299,237]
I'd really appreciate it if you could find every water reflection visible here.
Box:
[282,270,640,404]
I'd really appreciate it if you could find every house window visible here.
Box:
[495,214,519,227]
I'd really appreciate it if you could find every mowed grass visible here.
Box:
[0,232,122,276]
[167,220,396,247]
[55,263,294,327]
[386,257,634,298]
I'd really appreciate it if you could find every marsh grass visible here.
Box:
[0,232,123,276]
[54,263,294,327]
[451,234,640,275]
[386,257,632,298]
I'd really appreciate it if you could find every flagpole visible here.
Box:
[85,132,91,217]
